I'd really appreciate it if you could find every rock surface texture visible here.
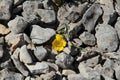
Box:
[0,0,120,80]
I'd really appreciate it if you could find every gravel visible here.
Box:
[0,0,120,80]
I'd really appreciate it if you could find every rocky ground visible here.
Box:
[0,0,120,80]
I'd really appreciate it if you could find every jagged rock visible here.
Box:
[82,3,103,32]
[25,62,49,74]
[8,16,28,34]
[0,68,24,80]
[30,25,55,44]
[33,46,47,61]
[79,32,96,46]
[55,52,74,69]
[0,0,13,20]
[95,24,119,52]
[19,45,33,64]
[11,48,29,76]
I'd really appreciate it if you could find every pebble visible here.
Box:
[79,32,96,46]
[0,0,13,20]
[19,45,33,64]
[34,46,47,61]
[95,24,119,52]
[25,62,49,74]
[30,25,55,44]
[8,16,28,34]
[62,69,76,76]
[55,52,74,69]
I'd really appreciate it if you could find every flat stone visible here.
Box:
[30,25,55,44]
[8,16,28,34]
[0,0,13,20]
[11,48,29,76]
[55,52,74,69]
[25,62,49,74]
[20,45,33,64]
[34,46,47,61]
[0,24,10,35]
[95,24,119,52]
[62,69,76,76]
[35,9,56,24]
[79,32,96,46]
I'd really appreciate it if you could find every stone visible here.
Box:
[114,66,120,80]
[0,45,3,58]
[0,37,4,44]
[0,59,13,69]
[72,38,82,47]
[115,17,120,39]
[34,46,47,61]
[0,68,24,80]
[95,24,119,52]
[30,25,55,44]
[98,0,115,24]
[79,32,96,46]
[40,71,56,80]
[11,48,29,76]
[8,16,28,34]
[57,2,88,23]
[20,45,33,64]
[82,3,103,32]
[25,62,49,74]
[0,24,10,35]
[55,52,74,69]
[0,0,13,20]
[62,69,76,76]
[85,55,100,68]
[35,9,56,24]
[115,0,120,15]
[68,74,88,80]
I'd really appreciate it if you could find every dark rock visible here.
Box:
[95,24,119,52]
[82,3,103,32]
[8,16,28,34]
[79,32,96,46]
[0,0,13,20]
[55,52,74,69]
[30,25,55,44]
[34,46,47,61]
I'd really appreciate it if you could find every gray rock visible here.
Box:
[0,0,13,20]
[25,62,49,74]
[20,45,33,64]
[72,38,82,47]
[30,25,55,44]
[98,0,115,24]
[114,66,120,80]
[35,9,56,24]
[82,3,103,32]
[0,68,24,80]
[40,71,56,80]
[68,74,88,80]
[55,52,74,69]
[85,55,100,68]
[8,16,28,34]
[95,24,119,52]
[34,46,47,61]
[0,45,3,58]
[79,32,96,46]
[115,17,120,39]
[57,2,88,23]
[62,69,76,76]
[11,48,29,76]
[115,0,120,15]
[0,59,13,69]
[0,37,4,44]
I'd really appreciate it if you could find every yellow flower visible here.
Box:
[52,34,66,51]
